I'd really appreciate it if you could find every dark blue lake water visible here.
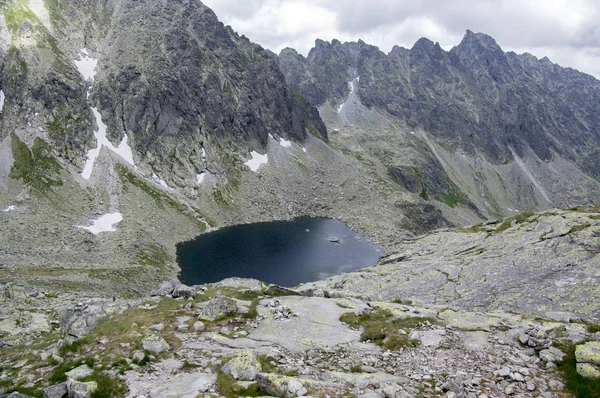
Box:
[176,218,384,287]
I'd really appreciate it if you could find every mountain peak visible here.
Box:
[457,29,503,53]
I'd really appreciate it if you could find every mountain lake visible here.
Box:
[176,218,385,287]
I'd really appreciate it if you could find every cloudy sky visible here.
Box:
[202,0,600,79]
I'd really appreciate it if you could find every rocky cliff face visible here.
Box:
[1,0,326,189]
[279,32,600,217]
[280,31,600,175]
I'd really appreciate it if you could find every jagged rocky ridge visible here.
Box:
[278,33,600,218]
[279,32,600,175]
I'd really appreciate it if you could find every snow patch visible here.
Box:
[0,90,4,113]
[201,147,206,158]
[78,213,123,235]
[196,173,206,184]
[302,148,307,153]
[152,174,174,191]
[244,151,268,172]
[279,138,291,148]
[338,76,360,114]
[81,108,135,180]
[74,48,98,82]
[3,205,16,212]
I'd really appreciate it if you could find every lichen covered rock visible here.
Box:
[222,351,262,381]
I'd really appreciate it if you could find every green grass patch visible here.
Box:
[441,192,466,208]
[135,243,169,270]
[215,371,265,397]
[81,371,127,398]
[2,0,41,35]
[12,386,43,398]
[569,206,600,214]
[9,134,63,192]
[48,358,90,384]
[493,211,535,234]
[569,224,592,234]
[340,309,435,350]
[455,223,488,234]
[586,324,600,334]
[556,345,600,398]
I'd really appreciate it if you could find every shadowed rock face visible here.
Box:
[278,30,600,176]
[1,0,327,180]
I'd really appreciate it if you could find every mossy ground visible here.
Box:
[340,308,437,350]
[556,345,600,398]
[9,134,63,193]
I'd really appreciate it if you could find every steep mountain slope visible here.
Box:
[279,33,600,218]
[0,0,331,295]
[0,0,436,296]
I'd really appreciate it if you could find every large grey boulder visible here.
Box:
[66,380,97,398]
[65,365,93,380]
[151,280,182,297]
[43,383,68,398]
[575,341,600,378]
[172,284,196,299]
[198,294,238,321]
[0,393,35,398]
[142,334,170,355]
[60,300,133,340]
[222,351,262,381]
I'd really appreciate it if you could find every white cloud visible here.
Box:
[202,0,600,78]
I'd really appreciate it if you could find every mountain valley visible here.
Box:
[0,0,600,396]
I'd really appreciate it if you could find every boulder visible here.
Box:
[193,321,205,332]
[544,311,574,323]
[151,280,182,297]
[575,341,600,378]
[575,341,600,365]
[66,380,97,398]
[0,393,35,398]
[577,363,600,379]
[213,278,264,293]
[539,347,566,363]
[127,371,216,397]
[132,350,145,363]
[198,294,237,321]
[65,365,93,380]
[222,351,262,381]
[60,300,132,340]
[142,334,170,355]
[43,382,68,398]
[172,285,196,299]
[255,373,290,397]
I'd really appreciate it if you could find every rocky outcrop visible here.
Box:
[576,341,600,378]
[301,208,600,322]
[41,0,326,187]
[197,293,238,321]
